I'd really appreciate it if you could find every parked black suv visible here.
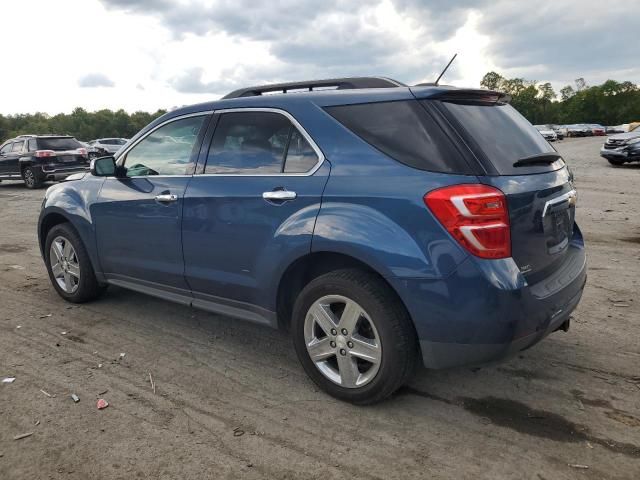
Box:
[0,135,89,188]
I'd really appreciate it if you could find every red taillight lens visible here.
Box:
[35,150,56,158]
[424,184,511,259]
[76,148,88,158]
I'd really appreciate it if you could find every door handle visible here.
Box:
[155,193,178,203]
[262,190,297,201]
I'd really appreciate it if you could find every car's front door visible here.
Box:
[93,113,210,299]
[0,142,15,175]
[182,109,329,323]
[0,141,23,175]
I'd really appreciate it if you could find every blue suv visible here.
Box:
[38,77,586,404]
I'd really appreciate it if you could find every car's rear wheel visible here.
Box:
[607,158,625,166]
[44,223,105,303]
[292,269,418,404]
[22,166,44,189]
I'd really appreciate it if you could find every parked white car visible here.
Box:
[534,125,558,141]
[87,138,129,158]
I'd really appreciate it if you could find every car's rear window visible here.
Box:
[37,137,82,151]
[325,100,474,174]
[436,101,560,175]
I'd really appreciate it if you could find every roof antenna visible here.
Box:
[434,53,457,86]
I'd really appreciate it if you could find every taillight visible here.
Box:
[76,148,88,158]
[35,150,56,158]
[424,184,511,259]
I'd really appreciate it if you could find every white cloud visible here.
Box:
[0,0,637,115]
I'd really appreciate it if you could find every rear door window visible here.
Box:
[11,141,24,153]
[325,100,474,174]
[205,111,319,175]
[436,101,561,175]
[283,129,319,173]
[27,139,37,151]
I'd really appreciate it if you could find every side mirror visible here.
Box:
[90,156,117,176]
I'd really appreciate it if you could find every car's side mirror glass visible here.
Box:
[90,156,117,176]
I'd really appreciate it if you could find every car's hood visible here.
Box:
[608,131,640,141]
[538,130,555,135]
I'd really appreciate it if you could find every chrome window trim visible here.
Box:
[199,107,325,177]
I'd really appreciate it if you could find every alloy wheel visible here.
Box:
[49,236,81,294]
[23,169,35,187]
[304,295,381,388]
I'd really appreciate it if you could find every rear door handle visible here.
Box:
[262,190,297,201]
[155,194,178,203]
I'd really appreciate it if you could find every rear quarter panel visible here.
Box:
[307,104,472,280]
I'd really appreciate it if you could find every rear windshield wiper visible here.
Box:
[513,152,562,167]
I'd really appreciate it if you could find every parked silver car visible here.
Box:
[534,125,557,141]
[87,138,128,158]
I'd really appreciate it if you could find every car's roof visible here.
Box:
[13,134,73,139]
[164,84,501,120]
[120,83,506,155]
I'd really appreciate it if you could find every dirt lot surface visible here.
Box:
[1,136,639,479]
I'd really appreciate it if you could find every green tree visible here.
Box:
[0,108,167,143]
[480,71,504,90]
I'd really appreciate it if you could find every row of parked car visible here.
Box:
[533,123,609,141]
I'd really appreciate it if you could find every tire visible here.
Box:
[22,166,44,189]
[291,269,418,405]
[44,223,105,303]
[607,158,625,166]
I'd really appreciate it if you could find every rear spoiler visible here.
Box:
[411,86,511,105]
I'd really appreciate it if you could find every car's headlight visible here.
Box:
[627,137,640,145]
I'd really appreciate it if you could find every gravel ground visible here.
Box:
[1,136,639,479]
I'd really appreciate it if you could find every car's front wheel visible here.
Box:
[44,223,105,303]
[607,158,625,166]
[292,269,418,405]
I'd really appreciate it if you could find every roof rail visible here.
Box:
[15,133,70,138]
[222,77,406,99]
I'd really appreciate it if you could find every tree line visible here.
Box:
[0,107,166,143]
[2,74,639,143]
[480,72,640,126]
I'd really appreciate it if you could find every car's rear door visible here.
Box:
[93,113,210,299]
[182,108,329,324]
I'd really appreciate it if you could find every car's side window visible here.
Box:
[123,115,206,177]
[27,139,37,151]
[0,143,12,155]
[284,129,319,173]
[11,141,24,153]
[204,111,319,175]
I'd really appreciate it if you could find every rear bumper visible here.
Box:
[390,225,587,369]
[40,165,90,180]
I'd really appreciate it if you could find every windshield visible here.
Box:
[37,137,82,151]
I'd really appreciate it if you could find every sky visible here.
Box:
[0,0,638,115]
